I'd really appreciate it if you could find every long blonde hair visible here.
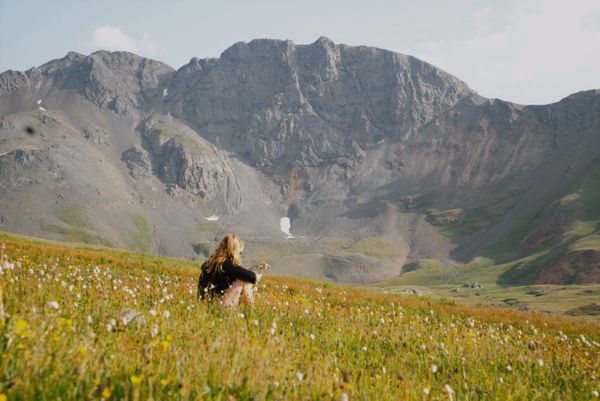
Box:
[202,234,244,274]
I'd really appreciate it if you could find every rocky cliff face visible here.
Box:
[0,38,599,284]
[168,37,474,171]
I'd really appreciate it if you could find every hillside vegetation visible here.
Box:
[0,232,598,400]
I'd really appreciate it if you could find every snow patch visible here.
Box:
[205,215,219,221]
[38,106,47,111]
[37,99,42,105]
[280,217,294,239]
[163,88,168,97]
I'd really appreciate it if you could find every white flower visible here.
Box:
[591,390,598,397]
[47,301,60,310]
[253,319,259,326]
[149,309,157,316]
[444,384,454,395]
[309,333,316,340]
[537,359,544,367]
[506,365,512,372]
[341,393,349,401]
[163,310,170,319]
[87,315,93,323]
[106,323,113,332]
[423,387,430,395]
[499,377,504,384]
[273,381,279,388]
[431,364,438,373]
[270,327,276,335]
[151,324,159,337]
[296,371,304,381]
[238,312,245,319]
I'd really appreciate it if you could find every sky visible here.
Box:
[0,0,598,105]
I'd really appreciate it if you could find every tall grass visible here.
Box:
[0,235,598,400]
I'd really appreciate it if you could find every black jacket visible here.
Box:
[197,258,257,300]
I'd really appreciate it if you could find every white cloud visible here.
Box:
[410,0,600,104]
[84,25,159,57]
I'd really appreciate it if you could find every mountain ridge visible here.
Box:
[0,37,598,285]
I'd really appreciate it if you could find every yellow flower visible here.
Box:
[0,393,7,401]
[160,379,169,386]
[101,388,111,398]
[16,319,28,331]
[77,345,87,356]
[160,340,171,351]
[130,374,144,384]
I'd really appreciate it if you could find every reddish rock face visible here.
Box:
[533,249,600,284]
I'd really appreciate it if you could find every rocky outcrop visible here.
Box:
[121,146,152,179]
[0,50,174,115]
[139,116,228,198]
[533,249,600,284]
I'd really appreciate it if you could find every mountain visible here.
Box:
[1,37,599,285]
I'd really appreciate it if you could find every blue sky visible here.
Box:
[0,0,598,105]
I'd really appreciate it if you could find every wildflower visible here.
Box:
[238,312,245,319]
[592,390,599,397]
[273,380,280,388]
[253,319,259,326]
[151,324,159,337]
[296,371,304,381]
[341,393,349,401]
[163,310,170,319]
[130,374,144,384]
[506,365,512,372]
[499,377,504,383]
[47,301,60,310]
[537,359,544,367]
[444,384,454,400]
[431,364,438,373]
[101,388,111,399]
[160,379,169,386]
[16,319,28,331]
[309,333,316,340]
[106,323,113,332]
[423,387,430,395]
[149,309,157,316]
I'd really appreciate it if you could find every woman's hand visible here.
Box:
[258,261,271,272]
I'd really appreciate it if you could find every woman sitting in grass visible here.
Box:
[197,234,269,307]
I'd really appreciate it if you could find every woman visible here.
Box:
[197,234,259,307]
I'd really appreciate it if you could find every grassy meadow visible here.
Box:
[0,232,599,400]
